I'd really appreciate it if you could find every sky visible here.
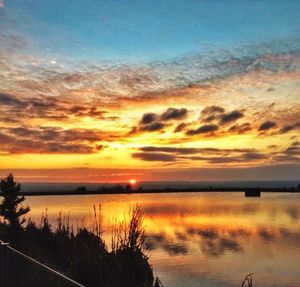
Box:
[0,0,300,182]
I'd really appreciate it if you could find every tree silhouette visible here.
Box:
[0,173,30,229]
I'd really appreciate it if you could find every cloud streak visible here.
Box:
[0,126,106,154]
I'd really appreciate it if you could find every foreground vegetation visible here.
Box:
[0,174,162,287]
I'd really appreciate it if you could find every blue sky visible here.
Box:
[1,0,300,180]
[2,0,300,62]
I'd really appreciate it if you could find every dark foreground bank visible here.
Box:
[0,174,162,287]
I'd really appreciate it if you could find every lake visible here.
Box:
[25,192,300,287]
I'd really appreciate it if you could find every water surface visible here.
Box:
[26,192,300,287]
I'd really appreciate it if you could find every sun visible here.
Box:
[129,179,137,185]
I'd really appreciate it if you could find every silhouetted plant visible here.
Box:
[242,273,253,287]
[0,175,161,287]
[112,205,147,252]
[111,205,153,287]
[0,173,30,229]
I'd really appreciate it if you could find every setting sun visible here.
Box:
[129,179,137,185]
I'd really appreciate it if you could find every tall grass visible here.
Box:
[0,204,159,287]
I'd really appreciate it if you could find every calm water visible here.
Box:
[26,192,300,287]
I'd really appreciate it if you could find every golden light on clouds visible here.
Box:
[0,32,299,181]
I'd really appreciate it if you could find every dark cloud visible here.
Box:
[197,155,262,164]
[284,146,300,155]
[186,124,219,136]
[7,126,103,142]
[174,123,188,133]
[0,126,106,154]
[200,106,244,127]
[71,106,107,119]
[220,110,244,124]
[271,142,300,163]
[140,146,199,154]
[0,91,112,124]
[160,108,188,121]
[228,123,252,134]
[139,122,165,132]
[242,152,268,161]
[272,154,300,162]
[138,146,255,155]
[140,113,158,124]
[258,120,277,131]
[200,105,225,123]
[201,105,225,116]
[132,152,176,162]
[133,146,267,164]
[134,107,188,134]
[4,139,101,154]
[0,92,25,107]
[0,132,14,143]
[280,125,294,134]
[279,122,300,134]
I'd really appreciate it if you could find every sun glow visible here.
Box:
[129,179,137,185]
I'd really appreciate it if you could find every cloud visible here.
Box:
[220,110,244,124]
[258,120,277,131]
[138,146,255,155]
[132,152,176,162]
[133,107,188,134]
[200,105,225,122]
[0,91,113,124]
[160,108,188,121]
[140,113,158,124]
[199,106,244,127]
[132,146,270,164]
[139,121,165,132]
[0,92,25,107]
[186,124,219,136]
[270,142,300,163]
[279,122,300,134]
[0,126,106,154]
[191,152,268,164]
[228,123,252,134]
[0,0,4,8]
[201,105,225,116]
[174,123,188,133]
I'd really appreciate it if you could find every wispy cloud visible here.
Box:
[0,35,300,170]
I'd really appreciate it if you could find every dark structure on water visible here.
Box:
[245,189,261,197]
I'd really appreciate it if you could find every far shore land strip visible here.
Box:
[14,186,300,196]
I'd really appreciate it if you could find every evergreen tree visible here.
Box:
[0,173,30,229]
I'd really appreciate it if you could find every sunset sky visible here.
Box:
[0,0,299,182]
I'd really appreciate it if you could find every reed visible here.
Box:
[0,204,159,287]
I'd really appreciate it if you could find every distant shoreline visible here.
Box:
[16,187,300,196]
